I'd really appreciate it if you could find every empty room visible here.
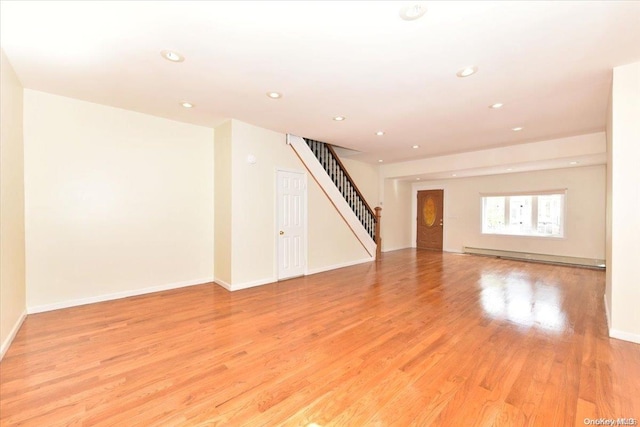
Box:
[1,1,639,425]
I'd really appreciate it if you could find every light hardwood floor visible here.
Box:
[1,250,639,426]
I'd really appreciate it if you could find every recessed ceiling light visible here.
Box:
[181,102,194,108]
[333,116,346,121]
[506,168,513,171]
[512,127,523,131]
[399,3,427,21]
[161,50,184,62]
[452,174,457,177]
[489,103,504,109]
[378,159,383,163]
[266,92,282,99]
[412,145,420,149]
[456,66,478,78]
[416,178,421,181]
[569,161,579,165]
[376,131,385,136]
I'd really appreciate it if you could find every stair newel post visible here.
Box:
[375,206,382,260]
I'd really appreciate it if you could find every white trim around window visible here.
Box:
[480,189,567,238]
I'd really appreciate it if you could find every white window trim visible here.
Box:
[480,190,567,239]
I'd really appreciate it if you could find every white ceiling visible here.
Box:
[2,1,639,165]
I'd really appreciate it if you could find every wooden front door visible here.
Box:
[417,190,443,251]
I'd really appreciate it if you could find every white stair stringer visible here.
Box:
[287,134,377,258]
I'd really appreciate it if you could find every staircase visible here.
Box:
[287,134,381,258]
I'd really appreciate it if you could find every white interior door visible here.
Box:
[277,170,306,280]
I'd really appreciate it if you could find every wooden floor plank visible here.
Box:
[1,250,639,426]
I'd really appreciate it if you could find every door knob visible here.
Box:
[279,231,284,235]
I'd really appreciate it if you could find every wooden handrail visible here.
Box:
[325,144,376,219]
[303,137,381,253]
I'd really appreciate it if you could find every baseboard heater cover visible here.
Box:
[463,246,605,269]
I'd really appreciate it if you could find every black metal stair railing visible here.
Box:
[304,138,377,240]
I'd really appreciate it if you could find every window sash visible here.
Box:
[481,191,565,237]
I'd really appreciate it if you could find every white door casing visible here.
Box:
[277,170,306,280]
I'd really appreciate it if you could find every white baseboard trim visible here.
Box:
[232,277,276,291]
[306,257,374,276]
[382,246,411,253]
[214,277,232,291]
[214,277,276,292]
[27,277,214,314]
[0,309,27,361]
[382,247,464,254]
[604,295,611,331]
[463,246,605,269]
[603,295,639,344]
[216,258,375,292]
[609,329,640,344]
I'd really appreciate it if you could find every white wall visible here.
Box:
[230,120,288,285]
[381,133,605,179]
[407,166,605,259]
[214,121,232,285]
[219,120,371,289]
[378,132,608,258]
[381,179,412,252]
[605,88,613,326]
[306,177,373,273]
[0,50,26,359]
[607,61,640,343]
[23,90,214,312]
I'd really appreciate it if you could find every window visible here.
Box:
[481,191,565,237]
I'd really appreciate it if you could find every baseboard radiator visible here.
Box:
[463,246,605,269]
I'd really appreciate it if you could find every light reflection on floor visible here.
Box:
[479,272,567,332]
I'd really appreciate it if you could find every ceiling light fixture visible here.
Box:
[266,92,282,99]
[489,103,504,109]
[506,168,513,171]
[161,50,184,62]
[569,161,579,165]
[376,131,385,136]
[512,127,523,131]
[399,3,428,21]
[456,66,478,78]
[333,116,346,121]
[378,159,383,163]
[452,174,457,177]
[412,145,420,149]
[181,102,194,108]
[416,178,421,181]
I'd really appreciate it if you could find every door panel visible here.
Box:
[416,190,443,251]
[277,171,306,279]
